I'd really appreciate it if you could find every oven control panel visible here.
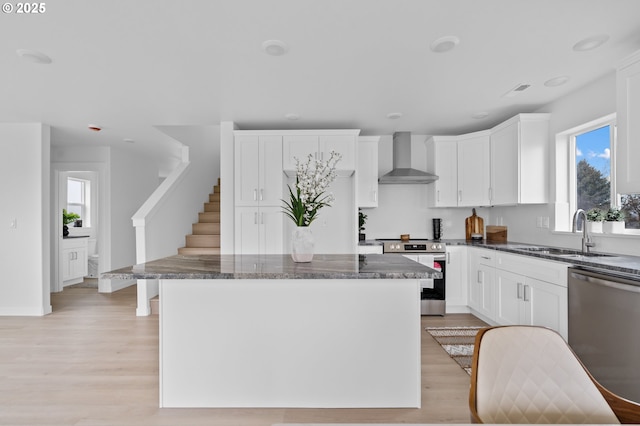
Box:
[382,241,446,254]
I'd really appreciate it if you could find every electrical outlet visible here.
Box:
[10,218,17,229]
[542,217,550,229]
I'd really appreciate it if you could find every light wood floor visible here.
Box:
[0,286,487,426]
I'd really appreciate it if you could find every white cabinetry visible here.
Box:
[283,131,358,173]
[357,136,379,208]
[494,251,568,340]
[489,114,549,205]
[234,135,283,206]
[467,248,496,322]
[426,131,490,207]
[445,246,468,311]
[457,132,491,207]
[616,50,640,194]
[426,136,458,207]
[234,206,283,255]
[234,133,284,254]
[62,237,88,285]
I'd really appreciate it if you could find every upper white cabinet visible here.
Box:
[426,131,490,207]
[234,134,283,207]
[458,131,491,207]
[489,114,550,205]
[282,130,359,173]
[357,136,380,208]
[616,50,640,194]
[426,136,458,207]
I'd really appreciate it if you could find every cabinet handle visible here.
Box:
[523,285,530,302]
[373,191,377,202]
[489,187,492,201]
[477,270,483,284]
[446,252,450,264]
[517,282,523,299]
[458,190,462,202]
[253,189,257,201]
[437,190,440,203]
[260,189,264,201]
[481,256,491,260]
[254,212,258,225]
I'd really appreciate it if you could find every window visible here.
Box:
[67,177,91,227]
[568,116,639,230]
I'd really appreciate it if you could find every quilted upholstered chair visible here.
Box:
[469,326,640,424]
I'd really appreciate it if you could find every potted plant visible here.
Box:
[585,208,604,233]
[282,151,342,262]
[603,206,625,234]
[62,209,80,237]
[358,209,368,241]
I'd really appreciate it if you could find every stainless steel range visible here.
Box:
[378,239,447,316]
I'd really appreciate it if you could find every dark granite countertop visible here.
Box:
[102,253,441,280]
[445,239,640,277]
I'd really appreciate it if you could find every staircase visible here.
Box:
[177,178,221,255]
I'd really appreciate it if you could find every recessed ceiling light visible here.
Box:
[262,40,288,56]
[386,112,403,119]
[430,36,460,53]
[124,138,135,143]
[472,111,489,119]
[544,75,570,87]
[572,34,609,52]
[88,124,101,132]
[284,113,300,121]
[16,49,52,64]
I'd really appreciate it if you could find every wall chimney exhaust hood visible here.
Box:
[378,132,439,184]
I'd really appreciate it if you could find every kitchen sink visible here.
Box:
[515,247,616,258]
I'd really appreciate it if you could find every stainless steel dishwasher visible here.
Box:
[568,267,640,403]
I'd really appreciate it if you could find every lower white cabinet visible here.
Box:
[445,246,467,311]
[235,207,283,255]
[62,238,88,285]
[467,248,496,321]
[494,251,568,340]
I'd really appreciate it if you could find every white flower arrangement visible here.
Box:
[282,151,342,226]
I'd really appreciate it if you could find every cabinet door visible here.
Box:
[495,269,523,326]
[320,135,356,170]
[235,207,260,255]
[72,246,88,278]
[259,207,284,254]
[259,136,283,206]
[62,248,73,281]
[445,246,467,308]
[282,135,318,170]
[616,51,640,194]
[477,264,495,321]
[234,135,261,206]
[524,277,568,340]
[358,138,379,207]
[490,122,519,205]
[457,133,491,206]
[426,137,458,207]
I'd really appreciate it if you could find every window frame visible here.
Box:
[67,177,91,228]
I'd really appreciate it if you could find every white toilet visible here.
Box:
[87,238,99,278]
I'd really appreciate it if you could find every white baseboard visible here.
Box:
[99,278,136,293]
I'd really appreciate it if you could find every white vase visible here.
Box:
[291,226,314,262]
[586,221,603,233]
[603,221,625,234]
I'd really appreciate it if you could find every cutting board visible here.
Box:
[465,209,484,241]
[486,225,508,243]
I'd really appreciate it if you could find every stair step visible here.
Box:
[209,193,220,202]
[214,185,221,194]
[204,201,220,212]
[186,234,220,248]
[178,247,221,255]
[198,212,220,223]
[150,296,159,315]
[193,222,220,235]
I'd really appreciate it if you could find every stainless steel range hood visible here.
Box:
[378,132,439,184]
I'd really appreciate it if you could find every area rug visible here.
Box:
[426,326,484,375]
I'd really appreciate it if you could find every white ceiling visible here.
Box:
[2,0,640,174]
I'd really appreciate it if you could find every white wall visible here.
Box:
[0,123,51,315]
[490,72,639,257]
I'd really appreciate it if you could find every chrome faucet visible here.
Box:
[572,209,595,254]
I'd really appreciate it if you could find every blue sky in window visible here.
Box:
[576,125,610,178]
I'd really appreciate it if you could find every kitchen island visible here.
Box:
[103,254,439,409]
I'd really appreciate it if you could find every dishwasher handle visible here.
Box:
[569,268,640,294]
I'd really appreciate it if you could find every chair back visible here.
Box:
[469,326,620,424]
